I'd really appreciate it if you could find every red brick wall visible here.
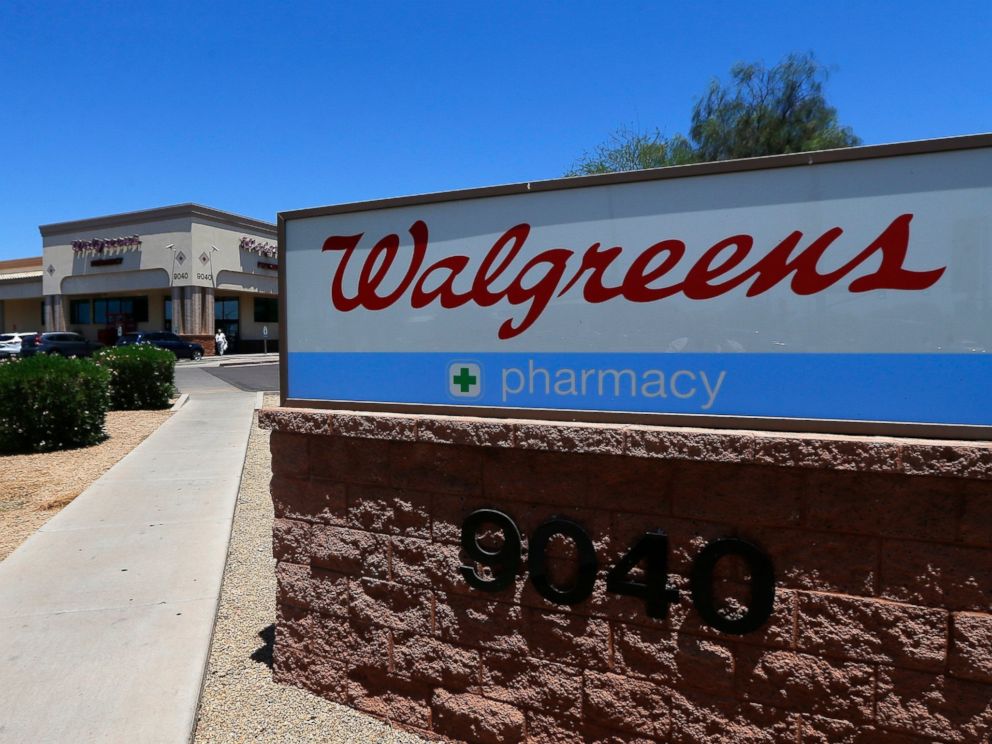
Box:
[179,333,215,356]
[262,410,992,743]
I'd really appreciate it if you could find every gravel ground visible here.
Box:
[0,408,173,561]
[193,395,426,744]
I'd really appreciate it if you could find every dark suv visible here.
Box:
[20,332,104,357]
[116,331,204,360]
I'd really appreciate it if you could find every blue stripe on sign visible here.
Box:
[287,352,992,426]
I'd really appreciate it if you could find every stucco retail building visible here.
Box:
[0,203,278,353]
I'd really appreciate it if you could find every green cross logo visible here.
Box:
[453,367,476,392]
[448,362,482,398]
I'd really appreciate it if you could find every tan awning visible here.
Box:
[0,271,43,281]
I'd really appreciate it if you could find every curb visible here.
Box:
[170,393,190,412]
[218,359,279,368]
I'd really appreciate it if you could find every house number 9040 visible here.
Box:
[459,508,775,635]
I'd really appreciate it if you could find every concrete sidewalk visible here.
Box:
[0,368,256,743]
[178,352,279,369]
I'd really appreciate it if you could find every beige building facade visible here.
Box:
[0,257,44,334]
[0,204,279,353]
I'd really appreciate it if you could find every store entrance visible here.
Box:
[214,319,239,354]
[98,312,138,346]
[214,296,240,354]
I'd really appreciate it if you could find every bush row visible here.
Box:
[95,344,176,410]
[0,345,176,454]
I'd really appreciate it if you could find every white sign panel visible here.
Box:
[281,139,992,436]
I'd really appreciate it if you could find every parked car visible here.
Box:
[19,332,104,357]
[0,331,38,358]
[116,331,204,360]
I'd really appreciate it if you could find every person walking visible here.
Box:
[215,329,228,356]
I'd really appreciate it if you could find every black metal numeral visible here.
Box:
[459,508,522,592]
[690,538,775,635]
[606,531,680,618]
[458,511,777,636]
[527,517,598,605]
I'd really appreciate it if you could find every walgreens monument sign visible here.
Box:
[279,136,992,437]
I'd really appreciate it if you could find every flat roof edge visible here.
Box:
[279,132,992,221]
[40,203,276,237]
[0,257,43,270]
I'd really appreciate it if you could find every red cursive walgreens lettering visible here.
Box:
[321,214,945,340]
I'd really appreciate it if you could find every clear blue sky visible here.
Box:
[1,0,989,260]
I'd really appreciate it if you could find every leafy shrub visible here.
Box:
[94,344,176,410]
[0,355,111,453]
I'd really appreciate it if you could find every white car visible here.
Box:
[0,332,38,358]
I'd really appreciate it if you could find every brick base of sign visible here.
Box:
[179,333,215,356]
[260,408,992,743]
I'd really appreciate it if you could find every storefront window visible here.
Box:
[215,297,239,320]
[164,297,172,332]
[94,296,149,324]
[133,296,148,322]
[253,297,278,323]
[70,299,91,324]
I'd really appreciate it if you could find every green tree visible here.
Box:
[565,126,695,176]
[690,52,860,161]
[566,52,860,176]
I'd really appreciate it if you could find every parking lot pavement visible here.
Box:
[199,361,279,393]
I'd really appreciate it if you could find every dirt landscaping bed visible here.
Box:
[0,408,173,561]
